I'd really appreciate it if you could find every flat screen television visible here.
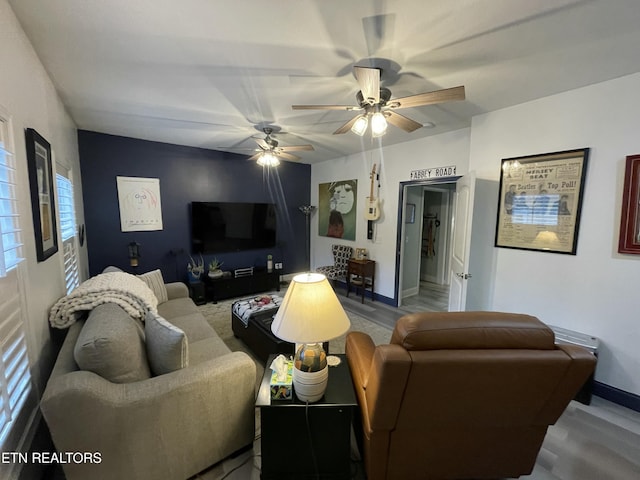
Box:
[191,202,276,253]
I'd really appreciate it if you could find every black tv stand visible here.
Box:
[203,268,280,303]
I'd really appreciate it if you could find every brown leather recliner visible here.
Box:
[346,311,597,480]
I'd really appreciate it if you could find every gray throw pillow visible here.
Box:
[74,303,151,383]
[138,269,169,304]
[145,311,188,375]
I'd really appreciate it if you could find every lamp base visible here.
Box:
[293,343,328,402]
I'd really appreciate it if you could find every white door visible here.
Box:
[448,173,476,311]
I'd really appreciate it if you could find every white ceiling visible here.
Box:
[9,0,640,164]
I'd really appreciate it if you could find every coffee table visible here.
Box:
[256,353,358,480]
[231,308,295,364]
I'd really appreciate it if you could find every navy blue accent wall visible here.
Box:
[78,130,311,282]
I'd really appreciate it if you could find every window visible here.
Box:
[56,171,79,293]
[0,116,23,276]
[0,114,33,463]
[0,275,32,447]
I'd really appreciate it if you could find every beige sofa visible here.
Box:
[41,281,256,480]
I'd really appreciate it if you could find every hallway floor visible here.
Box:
[400,280,449,313]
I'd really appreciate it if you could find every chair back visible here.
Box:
[331,244,353,270]
[346,311,597,480]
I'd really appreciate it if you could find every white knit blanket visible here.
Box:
[49,271,158,329]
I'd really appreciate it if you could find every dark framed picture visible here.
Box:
[495,148,589,255]
[618,154,640,254]
[26,128,58,262]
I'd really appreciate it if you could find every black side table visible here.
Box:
[256,354,358,480]
[187,281,206,305]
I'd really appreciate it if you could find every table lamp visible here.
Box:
[271,272,350,402]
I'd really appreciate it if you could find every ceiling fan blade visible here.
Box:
[385,111,423,133]
[354,66,380,104]
[213,147,258,152]
[279,144,314,152]
[391,86,465,109]
[247,153,262,162]
[292,104,360,111]
[277,151,301,162]
[255,138,270,149]
[333,115,361,135]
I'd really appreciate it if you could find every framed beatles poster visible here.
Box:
[495,148,589,255]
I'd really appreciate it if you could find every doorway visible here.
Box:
[397,180,457,312]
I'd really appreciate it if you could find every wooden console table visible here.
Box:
[346,258,375,303]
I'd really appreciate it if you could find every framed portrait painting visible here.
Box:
[495,148,589,255]
[318,179,357,240]
[26,128,58,262]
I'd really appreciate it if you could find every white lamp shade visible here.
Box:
[350,115,368,136]
[271,272,350,344]
[371,112,388,137]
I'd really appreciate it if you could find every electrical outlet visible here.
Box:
[275,262,283,270]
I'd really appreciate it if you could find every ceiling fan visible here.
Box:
[292,66,465,137]
[248,127,314,166]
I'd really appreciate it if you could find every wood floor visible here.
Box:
[400,280,450,313]
[336,280,450,332]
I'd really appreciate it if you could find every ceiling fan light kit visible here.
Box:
[257,151,280,167]
[293,66,465,139]
[247,127,313,166]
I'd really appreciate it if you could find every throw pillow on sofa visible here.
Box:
[145,311,188,375]
[138,269,169,304]
[74,303,151,383]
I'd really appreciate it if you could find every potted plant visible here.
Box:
[208,258,224,279]
[187,254,205,282]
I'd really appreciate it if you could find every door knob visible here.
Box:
[455,272,472,279]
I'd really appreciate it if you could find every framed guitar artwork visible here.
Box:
[364,164,381,221]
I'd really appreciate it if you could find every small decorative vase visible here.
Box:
[188,271,201,283]
[208,269,223,279]
[292,343,328,402]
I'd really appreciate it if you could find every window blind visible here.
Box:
[0,118,23,276]
[0,279,31,446]
[0,115,33,463]
[56,173,79,293]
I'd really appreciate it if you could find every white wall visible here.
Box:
[1,0,87,400]
[311,128,471,300]
[469,73,640,397]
